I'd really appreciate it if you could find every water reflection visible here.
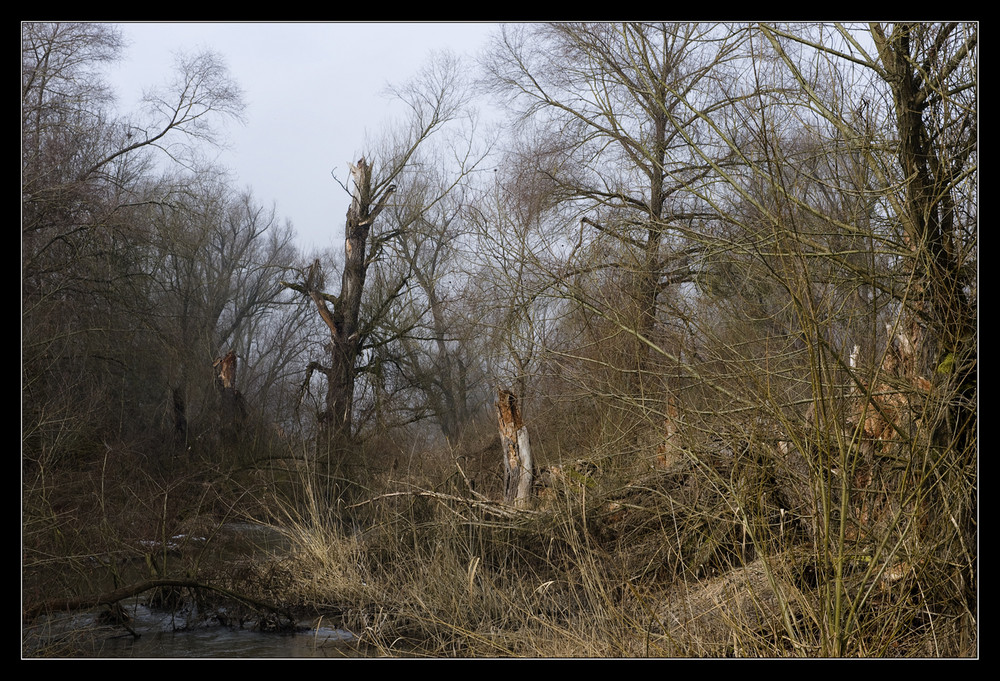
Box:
[27,603,358,659]
[104,621,357,658]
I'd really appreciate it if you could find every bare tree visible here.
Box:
[22,22,247,464]
[481,23,744,401]
[143,175,299,450]
[863,23,977,443]
[368,150,499,443]
[645,22,978,654]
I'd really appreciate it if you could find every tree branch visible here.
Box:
[23,578,294,625]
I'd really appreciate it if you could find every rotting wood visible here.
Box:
[213,350,237,390]
[656,393,682,468]
[496,388,533,507]
[841,323,935,543]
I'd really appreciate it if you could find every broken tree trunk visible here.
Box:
[496,388,533,507]
[213,350,245,442]
[214,350,237,390]
[280,157,396,456]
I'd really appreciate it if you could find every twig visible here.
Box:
[347,490,540,520]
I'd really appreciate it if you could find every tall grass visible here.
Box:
[23,375,974,658]
[262,379,974,658]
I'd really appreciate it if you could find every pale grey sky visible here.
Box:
[106,22,501,254]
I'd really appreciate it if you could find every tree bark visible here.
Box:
[171,386,187,446]
[869,22,977,455]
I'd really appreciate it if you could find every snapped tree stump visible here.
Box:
[496,388,533,506]
[213,350,246,441]
[214,350,237,391]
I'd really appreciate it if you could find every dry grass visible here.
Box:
[257,401,976,659]
[23,388,976,659]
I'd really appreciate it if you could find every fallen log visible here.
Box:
[23,577,294,626]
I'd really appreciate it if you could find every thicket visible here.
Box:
[23,22,976,658]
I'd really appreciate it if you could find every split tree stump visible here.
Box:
[496,388,533,506]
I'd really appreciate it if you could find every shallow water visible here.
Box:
[26,602,359,658]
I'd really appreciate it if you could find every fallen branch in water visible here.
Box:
[23,577,294,626]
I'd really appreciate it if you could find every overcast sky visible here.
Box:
[105,22,501,254]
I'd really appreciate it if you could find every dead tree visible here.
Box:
[214,350,237,390]
[279,54,469,464]
[496,388,533,506]
[282,157,396,454]
[213,349,246,442]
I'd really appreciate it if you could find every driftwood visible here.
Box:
[23,578,294,626]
